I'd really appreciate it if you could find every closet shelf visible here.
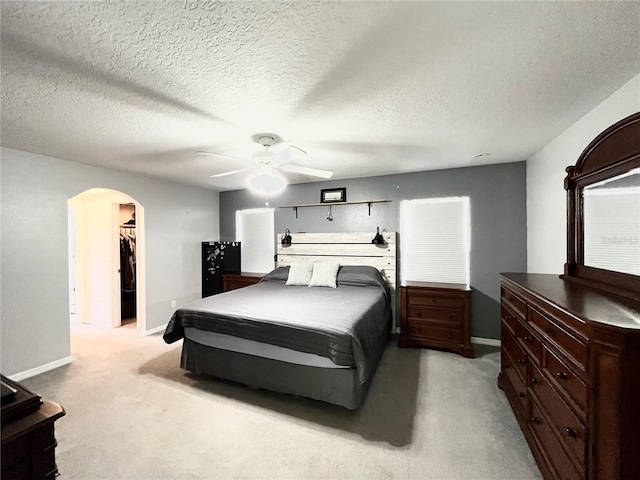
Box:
[279,199,391,218]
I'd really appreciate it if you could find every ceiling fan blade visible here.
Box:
[197,151,244,161]
[289,144,308,155]
[279,164,334,179]
[270,144,308,164]
[209,168,250,178]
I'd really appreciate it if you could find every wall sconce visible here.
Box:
[371,226,386,245]
[281,228,292,245]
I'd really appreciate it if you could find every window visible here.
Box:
[235,208,275,273]
[400,197,471,286]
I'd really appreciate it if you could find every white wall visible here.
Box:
[78,194,115,327]
[1,148,220,376]
[527,74,640,273]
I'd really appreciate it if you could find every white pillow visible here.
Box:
[285,262,314,286]
[308,262,340,288]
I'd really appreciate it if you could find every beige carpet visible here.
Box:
[21,324,542,480]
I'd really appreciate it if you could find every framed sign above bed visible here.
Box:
[320,187,346,203]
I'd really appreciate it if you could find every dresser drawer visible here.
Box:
[530,363,586,468]
[502,286,527,318]
[516,320,542,365]
[501,305,517,335]
[502,348,528,414]
[543,346,587,416]
[502,327,527,382]
[529,308,587,368]
[530,399,584,480]
[407,291,463,309]
[408,322,462,343]
[407,306,462,326]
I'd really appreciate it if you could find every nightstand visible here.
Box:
[222,272,263,292]
[398,281,474,358]
[1,376,65,479]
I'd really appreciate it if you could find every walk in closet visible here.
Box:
[120,204,136,322]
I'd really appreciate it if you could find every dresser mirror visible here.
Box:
[583,169,640,276]
[564,112,640,299]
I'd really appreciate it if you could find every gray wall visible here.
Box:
[1,148,219,376]
[220,162,527,340]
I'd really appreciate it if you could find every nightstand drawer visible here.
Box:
[407,306,462,325]
[407,291,463,309]
[223,273,262,292]
[408,322,462,343]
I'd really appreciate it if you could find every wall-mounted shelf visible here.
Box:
[279,199,391,218]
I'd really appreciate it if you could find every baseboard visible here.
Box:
[471,336,501,347]
[9,355,74,382]
[145,323,167,336]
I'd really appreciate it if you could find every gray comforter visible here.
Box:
[163,266,391,385]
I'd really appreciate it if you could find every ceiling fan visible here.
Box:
[198,134,334,180]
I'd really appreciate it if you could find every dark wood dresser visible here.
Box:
[1,376,65,479]
[222,272,263,292]
[498,273,640,480]
[398,281,474,358]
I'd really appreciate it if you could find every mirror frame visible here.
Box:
[563,112,640,299]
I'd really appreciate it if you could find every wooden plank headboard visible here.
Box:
[276,232,397,288]
[276,232,398,326]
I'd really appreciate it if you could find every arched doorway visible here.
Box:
[67,188,146,332]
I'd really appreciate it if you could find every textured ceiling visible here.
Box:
[2,1,639,192]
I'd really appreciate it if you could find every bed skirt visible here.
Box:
[181,338,371,410]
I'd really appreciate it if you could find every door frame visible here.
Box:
[68,189,146,333]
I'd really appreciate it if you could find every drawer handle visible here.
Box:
[518,358,526,364]
[504,314,511,320]
[518,392,526,398]
[415,311,421,317]
[545,327,556,336]
[523,336,532,342]
[431,299,437,303]
[531,417,540,424]
[556,371,567,380]
[531,378,539,386]
[448,314,454,319]
[566,427,577,438]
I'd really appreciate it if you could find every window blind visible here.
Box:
[236,208,275,273]
[584,189,640,276]
[400,197,470,285]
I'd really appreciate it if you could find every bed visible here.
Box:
[163,232,397,410]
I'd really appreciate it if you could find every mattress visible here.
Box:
[164,265,391,385]
[183,328,348,368]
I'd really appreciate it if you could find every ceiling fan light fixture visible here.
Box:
[247,170,287,196]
